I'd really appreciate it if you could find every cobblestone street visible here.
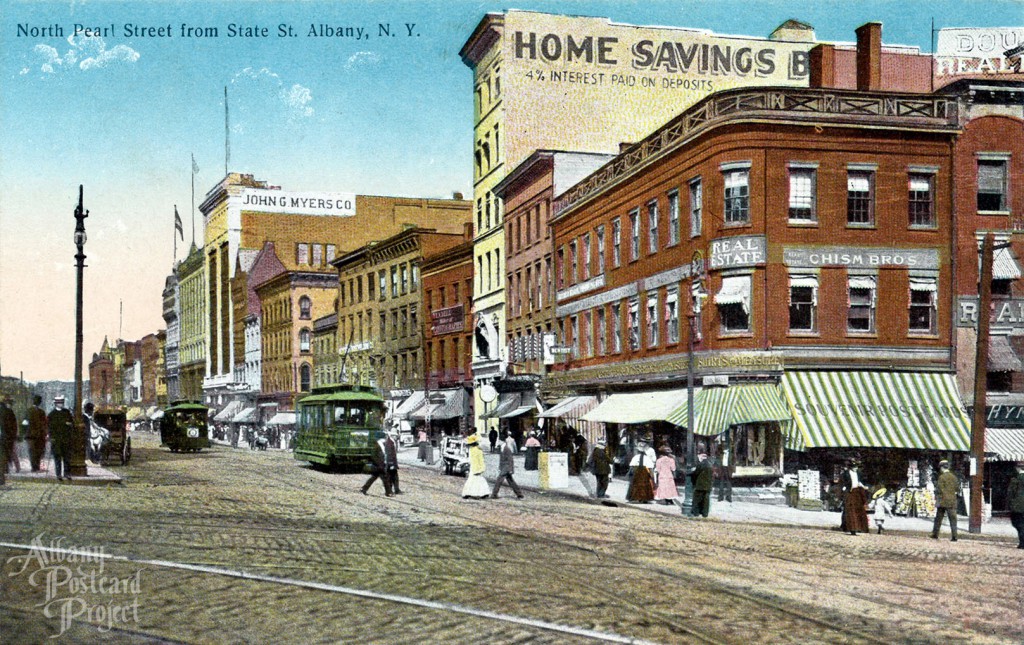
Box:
[1,435,1022,643]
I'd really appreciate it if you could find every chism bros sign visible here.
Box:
[235,188,357,217]
[511,29,809,89]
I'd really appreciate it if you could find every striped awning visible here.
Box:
[392,391,427,420]
[213,400,243,422]
[232,407,257,424]
[582,389,689,424]
[985,428,1024,462]
[410,388,467,421]
[538,396,598,418]
[993,246,1022,280]
[126,406,145,421]
[781,371,971,451]
[665,384,792,436]
[989,336,1022,372]
[267,411,296,426]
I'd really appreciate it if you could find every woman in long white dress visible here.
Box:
[462,434,490,499]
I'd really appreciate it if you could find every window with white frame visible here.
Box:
[569,240,578,284]
[691,283,705,343]
[611,302,622,353]
[788,166,817,222]
[612,218,622,267]
[788,274,818,332]
[299,296,312,320]
[299,328,311,353]
[689,178,702,238]
[847,275,877,333]
[647,292,659,347]
[401,264,409,294]
[665,287,679,344]
[556,246,565,290]
[908,173,935,227]
[847,169,875,225]
[628,297,640,350]
[978,158,1009,212]
[570,315,579,358]
[629,209,640,261]
[596,225,606,274]
[723,168,750,225]
[583,310,593,357]
[648,200,659,253]
[597,306,607,355]
[909,276,937,334]
[296,243,309,265]
[715,275,751,334]
[668,190,680,246]
[582,233,591,279]
[391,265,399,298]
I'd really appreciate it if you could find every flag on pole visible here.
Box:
[174,205,184,240]
[192,154,199,175]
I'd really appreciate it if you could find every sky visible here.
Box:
[1,0,1021,382]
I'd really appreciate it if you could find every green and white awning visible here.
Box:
[665,384,792,436]
[781,371,971,451]
[582,389,690,424]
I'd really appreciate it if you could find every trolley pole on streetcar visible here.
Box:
[969,233,995,533]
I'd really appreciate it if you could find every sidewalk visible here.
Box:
[3,453,123,486]
[397,444,1019,541]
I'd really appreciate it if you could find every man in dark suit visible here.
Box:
[690,450,713,517]
[587,437,611,498]
[26,395,48,472]
[1,397,18,475]
[491,430,524,499]
[361,432,399,497]
[48,395,75,481]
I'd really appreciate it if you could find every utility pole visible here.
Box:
[969,232,994,533]
[71,185,89,477]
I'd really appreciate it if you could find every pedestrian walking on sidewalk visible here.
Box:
[26,395,48,472]
[840,459,869,535]
[523,431,541,471]
[462,434,490,499]
[47,395,74,481]
[587,437,611,498]
[361,432,399,497]
[1007,462,1024,549]
[931,460,959,542]
[1,397,18,474]
[690,450,713,517]
[488,428,498,453]
[491,431,524,499]
[870,487,892,534]
[417,428,429,462]
[626,441,656,503]
[653,446,678,505]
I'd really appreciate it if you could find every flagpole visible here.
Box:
[224,86,230,177]
[173,204,178,261]
[191,154,197,246]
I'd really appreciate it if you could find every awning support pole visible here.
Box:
[969,232,994,534]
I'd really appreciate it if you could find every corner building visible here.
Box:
[460,10,821,434]
[550,25,976,488]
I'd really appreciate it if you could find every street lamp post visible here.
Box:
[70,185,89,477]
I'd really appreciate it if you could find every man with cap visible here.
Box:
[48,395,75,481]
[361,430,399,497]
[1006,461,1024,549]
[26,395,48,472]
[690,449,714,517]
[587,436,611,498]
[931,459,959,541]
[491,430,524,499]
[1,396,18,474]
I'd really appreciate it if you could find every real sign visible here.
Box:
[709,235,765,269]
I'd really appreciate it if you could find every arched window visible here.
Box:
[299,296,312,320]
[299,328,311,353]
[300,363,311,392]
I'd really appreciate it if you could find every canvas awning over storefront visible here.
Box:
[665,383,792,437]
[126,407,145,422]
[993,246,1022,280]
[985,427,1024,462]
[392,391,427,420]
[538,396,598,419]
[213,400,243,423]
[267,411,296,426]
[781,371,971,452]
[145,406,160,419]
[480,392,538,419]
[150,410,164,420]
[410,388,468,421]
[232,407,257,424]
[582,389,689,424]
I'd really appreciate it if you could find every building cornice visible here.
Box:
[552,87,959,221]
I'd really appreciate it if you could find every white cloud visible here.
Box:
[282,84,314,118]
[345,51,381,70]
[28,34,138,74]
[231,67,314,121]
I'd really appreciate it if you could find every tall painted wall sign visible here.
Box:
[783,246,939,269]
[935,27,1024,78]
[234,188,357,217]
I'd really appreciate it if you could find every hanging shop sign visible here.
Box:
[431,304,465,334]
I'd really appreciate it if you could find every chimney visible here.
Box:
[855,22,882,91]
[452,191,464,200]
[809,44,837,89]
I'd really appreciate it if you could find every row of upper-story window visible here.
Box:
[506,324,553,365]
[425,279,473,312]
[477,192,503,233]
[476,248,503,294]
[506,200,551,255]
[558,272,939,360]
[474,124,501,181]
[261,297,292,326]
[555,157,1012,289]
[426,335,472,373]
[338,262,420,309]
[296,243,338,267]
[474,64,501,117]
[507,257,553,319]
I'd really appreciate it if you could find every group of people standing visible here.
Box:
[1,395,72,479]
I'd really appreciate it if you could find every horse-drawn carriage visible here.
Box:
[91,407,131,466]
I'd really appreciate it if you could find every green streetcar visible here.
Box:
[160,401,211,452]
[293,384,385,469]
